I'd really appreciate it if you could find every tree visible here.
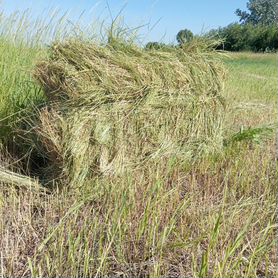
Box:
[176,29,194,45]
[145,42,167,50]
[145,42,161,50]
[235,0,278,25]
[204,23,278,52]
[204,0,278,52]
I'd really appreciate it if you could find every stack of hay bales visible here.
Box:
[34,39,225,187]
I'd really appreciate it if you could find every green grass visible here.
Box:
[224,52,277,103]
[0,14,277,277]
[0,9,98,141]
[0,40,44,139]
[223,52,277,136]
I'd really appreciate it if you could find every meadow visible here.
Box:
[0,12,277,277]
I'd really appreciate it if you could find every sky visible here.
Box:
[1,0,248,43]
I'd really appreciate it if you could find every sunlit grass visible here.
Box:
[224,52,277,103]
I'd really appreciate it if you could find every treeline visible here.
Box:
[207,23,278,52]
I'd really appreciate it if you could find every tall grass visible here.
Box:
[0,39,42,139]
[0,8,100,141]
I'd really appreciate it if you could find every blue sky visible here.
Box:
[1,0,247,43]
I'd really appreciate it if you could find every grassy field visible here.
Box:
[0,26,277,278]
[224,52,277,133]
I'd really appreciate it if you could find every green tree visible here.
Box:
[205,0,278,52]
[235,0,278,25]
[176,29,194,45]
[145,42,168,50]
[205,23,278,52]
[145,42,160,50]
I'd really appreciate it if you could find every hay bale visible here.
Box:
[34,39,225,187]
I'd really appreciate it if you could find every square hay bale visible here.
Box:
[34,39,225,187]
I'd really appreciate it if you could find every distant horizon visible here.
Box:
[1,0,247,44]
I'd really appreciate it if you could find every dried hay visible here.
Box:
[33,39,226,187]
